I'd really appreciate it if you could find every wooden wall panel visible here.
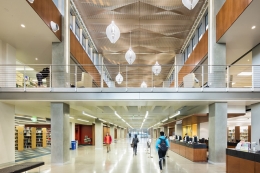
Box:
[216,0,253,41]
[171,30,208,87]
[193,149,207,162]
[227,155,240,173]
[70,30,107,87]
[255,162,260,173]
[235,126,240,140]
[239,158,254,173]
[27,0,62,41]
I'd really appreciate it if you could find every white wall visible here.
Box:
[0,102,15,165]
[200,122,209,139]
[0,40,16,87]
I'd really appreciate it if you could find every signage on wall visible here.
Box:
[176,120,182,125]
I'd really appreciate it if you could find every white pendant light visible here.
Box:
[106,21,120,43]
[152,56,161,76]
[141,81,147,88]
[125,32,136,64]
[182,0,199,10]
[115,64,123,84]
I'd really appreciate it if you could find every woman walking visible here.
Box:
[132,134,139,156]
[104,133,112,153]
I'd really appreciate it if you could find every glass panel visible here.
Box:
[205,13,208,30]
[75,22,80,40]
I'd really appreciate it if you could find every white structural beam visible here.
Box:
[162,106,170,112]
[123,106,128,112]
[150,106,156,112]
[109,106,116,112]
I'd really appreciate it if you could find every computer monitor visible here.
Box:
[178,135,182,141]
[193,136,198,143]
[185,136,189,142]
[175,135,178,140]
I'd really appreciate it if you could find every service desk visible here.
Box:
[170,140,207,162]
[226,148,260,173]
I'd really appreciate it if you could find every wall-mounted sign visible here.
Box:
[176,120,182,125]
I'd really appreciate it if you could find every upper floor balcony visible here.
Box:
[0,64,259,93]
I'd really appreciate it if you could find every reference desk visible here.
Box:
[226,148,260,173]
[170,140,207,162]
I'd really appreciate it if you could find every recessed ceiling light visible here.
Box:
[232,82,235,85]
[252,26,256,29]
[248,59,249,61]
[21,24,25,28]
[35,58,38,60]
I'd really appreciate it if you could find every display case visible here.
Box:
[228,127,235,142]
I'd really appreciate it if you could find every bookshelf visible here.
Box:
[240,126,248,142]
[24,127,32,149]
[228,127,235,142]
[47,128,51,146]
[36,128,43,147]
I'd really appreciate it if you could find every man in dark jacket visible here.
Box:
[36,67,50,86]
[132,134,139,156]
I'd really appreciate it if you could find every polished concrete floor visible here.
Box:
[18,138,226,173]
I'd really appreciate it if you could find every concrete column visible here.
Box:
[175,124,182,136]
[0,102,15,166]
[117,127,121,139]
[164,127,168,136]
[51,103,70,164]
[209,103,227,164]
[121,128,124,138]
[0,40,16,88]
[252,44,260,88]
[110,125,115,142]
[251,103,260,150]
[208,0,226,88]
[95,119,103,149]
[52,0,70,88]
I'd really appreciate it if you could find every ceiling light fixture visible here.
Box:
[35,58,38,61]
[169,111,180,119]
[115,64,123,84]
[114,111,122,119]
[141,81,147,88]
[125,32,136,64]
[77,119,89,122]
[21,24,25,28]
[152,55,161,76]
[182,0,199,10]
[106,19,120,43]
[83,111,97,119]
[99,118,106,122]
[69,117,74,119]
[238,72,252,76]
[162,118,168,122]
[252,26,256,29]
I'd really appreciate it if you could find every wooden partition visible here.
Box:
[27,0,62,41]
[31,127,36,149]
[171,30,208,87]
[216,0,253,41]
[70,30,107,87]
[16,126,24,151]
[42,128,47,148]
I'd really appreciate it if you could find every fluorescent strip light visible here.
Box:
[121,119,125,122]
[238,72,252,76]
[114,111,122,119]
[99,118,106,122]
[162,118,168,122]
[16,67,34,71]
[144,111,149,119]
[169,111,180,119]
[69,117,74,119]
[77,119,89,122]
[83,111,96,119]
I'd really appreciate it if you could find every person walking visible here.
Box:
[104,133,112,153]
[132,134,139,156]
[155,131,169,172]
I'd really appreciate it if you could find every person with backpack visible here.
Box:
[132,134,139,156]
[155,131,169,172]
